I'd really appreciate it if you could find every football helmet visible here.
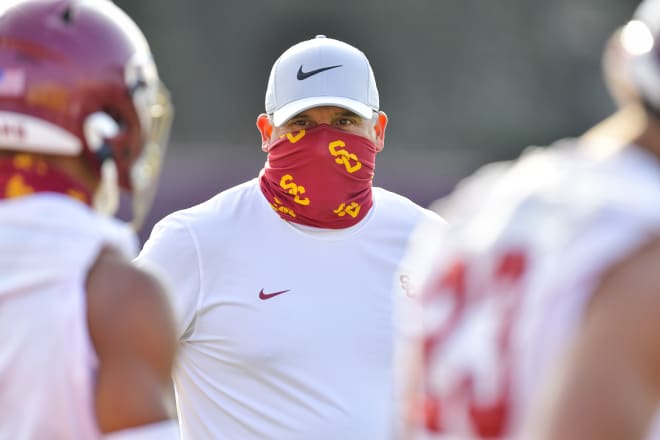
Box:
[620,0,660,112]
[0,0,173,228]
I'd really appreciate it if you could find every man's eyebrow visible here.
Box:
[337,110,361,118]
[289,112,311,119]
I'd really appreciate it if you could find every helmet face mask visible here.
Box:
[120,51,173,229]
[0,0,173,228]
[127,70,173,229]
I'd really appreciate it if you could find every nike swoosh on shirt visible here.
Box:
[296,64,342,80]
[259,288,291,300]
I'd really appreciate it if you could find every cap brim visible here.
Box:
[272,97,374,127]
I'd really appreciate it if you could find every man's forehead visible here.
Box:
[290,106,361,119]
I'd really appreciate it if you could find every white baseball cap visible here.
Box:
[265,35,379,127]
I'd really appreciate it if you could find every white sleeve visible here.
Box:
[135,214,201,340]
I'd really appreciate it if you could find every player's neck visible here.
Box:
[0,151,98,196]
[580,104,660,160]
[631,114,660,161]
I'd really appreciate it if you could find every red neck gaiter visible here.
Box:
[0,154,92,205]
[259,124,377,229]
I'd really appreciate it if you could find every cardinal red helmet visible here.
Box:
[0,0,173,227]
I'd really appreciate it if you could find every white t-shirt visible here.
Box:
[411,141,660,439]
[136,178,444,440]
[0,194,137,440]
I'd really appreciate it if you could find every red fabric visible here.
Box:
[260,125,376,229]
[0,155,92,205]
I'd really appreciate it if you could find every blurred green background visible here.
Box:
[113,0,640,240]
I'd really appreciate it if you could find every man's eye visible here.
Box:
[290,119,310,127]
[336,118,353,126]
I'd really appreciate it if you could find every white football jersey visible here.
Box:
[0,194,137,440]
[136,178,444,440]
[413,141,660,439]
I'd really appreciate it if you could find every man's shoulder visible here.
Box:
[372,186,426,211]
[372,187,445,225]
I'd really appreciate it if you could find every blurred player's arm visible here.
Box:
[86,247,179,438]
[526,237,660,440]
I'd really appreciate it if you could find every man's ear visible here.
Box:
[256,113,273,152]
[373,111,388,152]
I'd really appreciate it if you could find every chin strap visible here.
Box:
[94,159,119,216]
[83,112,120,216]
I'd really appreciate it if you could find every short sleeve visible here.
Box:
[134,215,201,340]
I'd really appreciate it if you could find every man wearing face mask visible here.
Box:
[135,35,445,439]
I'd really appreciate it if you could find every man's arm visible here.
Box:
[86,247,178,435]
[526,237,660,440]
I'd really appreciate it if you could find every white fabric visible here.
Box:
[412,141,660,439]
[136,178,444,440]
[0,194,137,440]
[103,420,179,440]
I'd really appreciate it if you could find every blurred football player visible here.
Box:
[0,1,177,439]
[404,1,660,439]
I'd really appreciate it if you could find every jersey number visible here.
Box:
[421,249,527,437]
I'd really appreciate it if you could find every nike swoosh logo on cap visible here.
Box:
[296,64,342,80]
[259,288,291,300]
